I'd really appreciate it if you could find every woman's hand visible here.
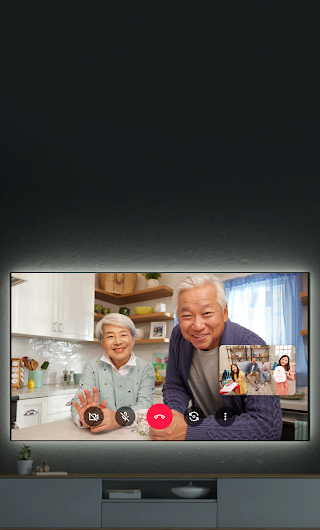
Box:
[72,386,106,428]
[90,400,120,433]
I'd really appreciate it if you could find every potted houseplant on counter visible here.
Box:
[17,444,35,475]
[142,273,162,288]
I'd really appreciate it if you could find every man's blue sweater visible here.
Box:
[162,319,283,440]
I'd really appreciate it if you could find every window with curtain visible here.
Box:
[223,273,308,386]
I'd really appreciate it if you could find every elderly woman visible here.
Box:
[71,313,155,432]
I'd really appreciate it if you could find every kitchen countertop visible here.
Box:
[280,393,308,412]
[11,418,151,440]
[11,384,80,400]
[12,382,164,400]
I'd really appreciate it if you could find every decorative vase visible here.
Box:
[17,460,33,475]
[147,279,159,288]
[136,328,146,340]
[119,307,130,316]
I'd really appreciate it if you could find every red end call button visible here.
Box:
[147,404,173,429]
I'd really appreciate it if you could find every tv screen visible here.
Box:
[10,272,309,443]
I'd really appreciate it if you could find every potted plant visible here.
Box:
[17,444,35,475]
[142,273,162,288]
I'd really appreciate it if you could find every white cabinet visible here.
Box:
[16,397,48,429]
[11,272,94,341]
[46,393,72,423]
[16,394,73,427]
[11,273,59,338]
[57,273,94,341]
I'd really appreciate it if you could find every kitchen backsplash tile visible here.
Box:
[11,336,169,386]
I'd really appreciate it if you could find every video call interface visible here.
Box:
[10,272,309,441]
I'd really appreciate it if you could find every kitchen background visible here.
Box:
[11,272,308,390]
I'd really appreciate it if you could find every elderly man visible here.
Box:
[257,357,270,387]
[149,273,282,441]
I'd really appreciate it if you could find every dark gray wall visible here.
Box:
[1,2,319,477]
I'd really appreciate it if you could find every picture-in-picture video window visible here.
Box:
[10,272,309,442]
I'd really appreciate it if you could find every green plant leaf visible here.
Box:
[142,273,162,280]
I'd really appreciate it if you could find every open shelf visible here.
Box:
[95,285,173,305]
[94,311,174,323]
[301,292,308,305]
[101,478,217,501]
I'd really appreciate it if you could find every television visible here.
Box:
[8,271,310,475]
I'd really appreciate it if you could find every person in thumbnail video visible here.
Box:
[226,363,248,395]
[148,273,282,441]
[245,356,260,390]
[273,354,295,396]
[257,357,269,387]
[71,313,155,432]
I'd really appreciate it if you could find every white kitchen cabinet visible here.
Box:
[57,273,94,341]
[16,396,48,429]
[11,272,94,341]
[16,394,73,427]
[11,272,59,338]
[46,393,72,423]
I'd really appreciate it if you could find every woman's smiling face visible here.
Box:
[101,324,135,369]
[280,355,289,367]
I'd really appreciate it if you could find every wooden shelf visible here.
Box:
[227,346,270,349]
[301,330,308,336]
[301,292,308,305]
[94,311,174,323]
[95,285,173,305]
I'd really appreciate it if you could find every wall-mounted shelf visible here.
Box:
[301,330,308,336]
[94,311,174,324]
[95,285,173,305]
[301,292,308,305]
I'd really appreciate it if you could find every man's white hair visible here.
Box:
[95,313,136,343]
[173,273,227,315]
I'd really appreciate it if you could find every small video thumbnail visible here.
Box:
[219,345,296,396]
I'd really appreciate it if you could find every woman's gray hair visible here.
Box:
[173,274,227,315]
[95,313,136,342]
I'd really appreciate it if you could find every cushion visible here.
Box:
[237,361,249,374]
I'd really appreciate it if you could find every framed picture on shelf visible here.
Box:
[150,321,167,339]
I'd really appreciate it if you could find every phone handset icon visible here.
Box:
[154,414,166,420]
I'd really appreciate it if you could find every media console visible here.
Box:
[0,477,319,528]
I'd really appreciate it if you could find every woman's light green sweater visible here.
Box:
[71,356,155,424]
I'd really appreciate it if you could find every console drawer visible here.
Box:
[101,500,217,528]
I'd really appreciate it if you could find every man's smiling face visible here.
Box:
[177,285,228,350]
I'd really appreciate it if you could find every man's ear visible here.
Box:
[224,303,228,323]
